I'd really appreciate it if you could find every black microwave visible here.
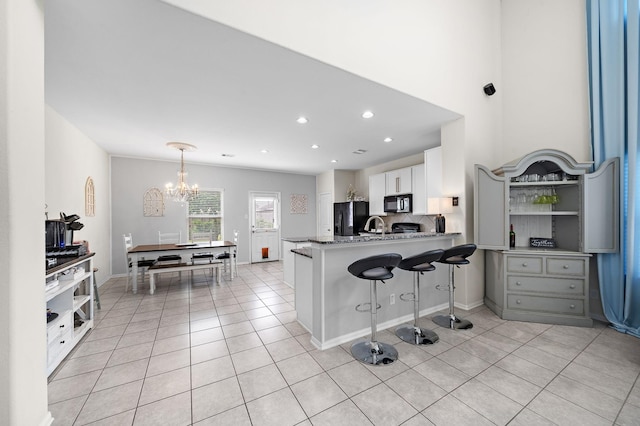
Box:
[384,194,412,213]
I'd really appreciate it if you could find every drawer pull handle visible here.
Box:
[516,299,521,304]
[60,340,65,344]
[516,281,522,286]
[59,324,65,328]
[569,304,575,309]
[563,265,569,269]
[522,263,528,267]
[569,284,576,289]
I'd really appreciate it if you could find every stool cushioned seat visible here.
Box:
[438,244,476,265]
[398,250,443,273]
[348,253,401,280]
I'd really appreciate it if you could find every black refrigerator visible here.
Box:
[334,201,369,236]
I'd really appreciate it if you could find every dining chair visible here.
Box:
[216,230,238,278]
[190,231,221,282]
[156,231,183,284]
[157,231,183,263]
[123,233,156,292]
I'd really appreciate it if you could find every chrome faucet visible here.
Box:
[364,216,386,236]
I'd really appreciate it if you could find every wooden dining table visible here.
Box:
[128,241,237,293]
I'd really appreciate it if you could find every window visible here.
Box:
[188,189,223,241]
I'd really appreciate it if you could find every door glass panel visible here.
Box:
[254,197,278,230]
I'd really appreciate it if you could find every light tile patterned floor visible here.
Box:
[48,261,640,425]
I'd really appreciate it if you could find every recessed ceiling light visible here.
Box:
[311,144,319,149]
[330,159,338,163]
[362,111,374,119]
[261,149,269,154]
[296,116,308,124]
[384,137,393,143]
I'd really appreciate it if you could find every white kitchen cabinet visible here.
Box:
[368,173,387,216]
[385,167,412,195]
[475,149,619,326]
[46,254,94,376]
[412,147,442,215]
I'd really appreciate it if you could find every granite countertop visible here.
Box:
[282,237,313,243]
[283,232,460,245]
[291,247,313,258]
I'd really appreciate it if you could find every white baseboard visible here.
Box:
[311,302,450,351]
[454,299,485,311]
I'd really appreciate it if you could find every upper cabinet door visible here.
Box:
[369,173,387,216]
[385,167,412,195]
[411,163,426,215]
[583,157,620,253]
[474,164,508,249]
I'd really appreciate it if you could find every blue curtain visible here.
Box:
[587,0,640,337]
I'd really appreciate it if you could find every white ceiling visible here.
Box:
[45,0,460,175]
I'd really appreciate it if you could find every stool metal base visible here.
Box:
[396,325,439,345]
[351,340,398,366]
[432,314,473,330]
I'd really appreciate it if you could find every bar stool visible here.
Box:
[395,249,444,345]
[348,253,402,366]
[432,244,477,330]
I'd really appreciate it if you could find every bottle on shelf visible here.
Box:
[509,224,516,248]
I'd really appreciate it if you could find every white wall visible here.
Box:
[0,0,50,424]
[333,170,356,203]
[501,0,590,166]
[111,156,317,274]
[45,106,111,285]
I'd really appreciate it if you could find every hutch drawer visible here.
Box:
[507,294,585,316]
[546,257,586,276]
[506,276,585,296]
[506,256,543,274]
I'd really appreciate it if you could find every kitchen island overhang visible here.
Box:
[293,233,461,350]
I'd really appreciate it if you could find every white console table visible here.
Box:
[45,253,94,376]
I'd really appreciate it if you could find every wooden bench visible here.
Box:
[148,261,222,294]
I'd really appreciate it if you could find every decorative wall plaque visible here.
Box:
[290,194,308,214]
[143,187,165,217]
[84,177,95,217]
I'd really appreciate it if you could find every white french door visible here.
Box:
[249,192,281,263]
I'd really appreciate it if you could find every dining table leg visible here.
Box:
[131,253,138,294]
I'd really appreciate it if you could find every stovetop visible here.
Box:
[391,222,421,233]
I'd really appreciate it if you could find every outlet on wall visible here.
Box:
[390,293,395,305]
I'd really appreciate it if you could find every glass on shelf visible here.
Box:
[510,188,558,212]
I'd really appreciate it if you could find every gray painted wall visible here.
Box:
[111,156,316,274]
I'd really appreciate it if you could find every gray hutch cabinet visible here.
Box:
[474,149,619,326]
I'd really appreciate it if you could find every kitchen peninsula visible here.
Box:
[283,232,460,350]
